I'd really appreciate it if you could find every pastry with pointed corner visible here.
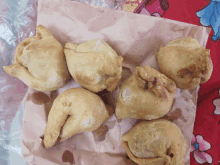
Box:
[156,37,213,89]
[64,39,123,93]
[3,25,70,92]
[121,119,186,165]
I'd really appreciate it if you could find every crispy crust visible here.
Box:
[3,25,70,92]
[43,88,109,148]
[64,40,123,93]
[121,119,186,165]
[116,65,176,120]
[156,37,213,89]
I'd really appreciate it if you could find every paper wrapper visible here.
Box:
[21,0,211,164]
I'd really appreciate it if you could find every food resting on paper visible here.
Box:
[3,25,70,92]
[156,37,213,89]
[115,65,176,120]
[121,119,186,165]
[64,39,123,93]
[7,23,212,164]
[43,88,110,148]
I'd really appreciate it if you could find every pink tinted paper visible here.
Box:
[21,0,211,164]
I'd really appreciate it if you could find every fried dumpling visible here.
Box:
[64,39,123,93]
[121,119,186,165]
[116,65,176,120]
[43,88,110,148]
[156,37,213,89]
[3,25,70,92]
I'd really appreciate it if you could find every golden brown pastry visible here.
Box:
[116,65,176,120]
[43,88,110,148]
[64,39,123,93]
[122,119,186,165]
[156,37,213,89]
[3,25,70,92]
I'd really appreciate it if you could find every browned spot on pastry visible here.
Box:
[106,76,121,92]
[62,102,72,107]
[167,81,176,93]
[188,64,196,72]
[169,81,175,87]
[192,72,202,78]
[75,72,93,85]
[62,150,74,164]
[31,92,50,105]
[177,68,188,78]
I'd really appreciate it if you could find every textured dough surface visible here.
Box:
[156,37,213,89]
[116,65,176,120]
[3,25,70,92]
[121,119,186,165]
[64,39,123,93]
[43,88,109,148]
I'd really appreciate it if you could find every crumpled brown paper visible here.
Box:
[21,0,211,164]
